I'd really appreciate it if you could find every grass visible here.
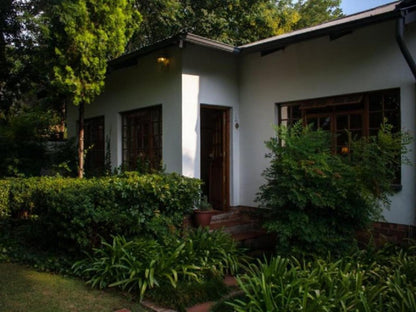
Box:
[0,262,147,312]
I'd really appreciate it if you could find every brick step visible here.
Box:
[210,219,259,234]
[210,209,241,223]
[231,230,265,242]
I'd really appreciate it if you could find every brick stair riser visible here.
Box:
[212,222,259,235]
[240,234,275,250]
[210,211,241,224]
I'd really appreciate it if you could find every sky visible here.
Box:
[340,0,396,15]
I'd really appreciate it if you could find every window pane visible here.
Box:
[122,106,162,170]
[369,112,383,128]
[307,117,318,130]
[84,116,105,176]
[281,106,288,120]
[320,116,331,131]
[350,114,362,129]
[369,94,382,111]
[292,105,301,119]
[336,115,348,130]
[385,110,400,130]
[337,131,349,146]
[384,93,400,110]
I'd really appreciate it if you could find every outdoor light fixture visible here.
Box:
[341,146,349,154]
[157,56,170,66]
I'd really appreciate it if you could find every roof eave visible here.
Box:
[108,35,182,71]
[108,32,239,71]
[240,9,401,55]
[183,33,240,53]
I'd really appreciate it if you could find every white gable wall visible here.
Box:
[67,46,183,173]
[181,44,240,206]
[238,20,416,225]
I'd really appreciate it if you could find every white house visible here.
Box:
[67,0,416,233]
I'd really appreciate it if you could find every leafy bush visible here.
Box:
[0,180,10,217]
[180,227,244,277]
[257,122,410,256]
[228,245,416,312]
[0,107,77,178]
[0,172,201,253]
[73,228,244,303]
[0,219,76,274]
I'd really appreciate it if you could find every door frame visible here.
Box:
[200,104,230,210]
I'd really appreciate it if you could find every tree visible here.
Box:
[128,0,182,49]
[0,1,66,177]
[46,0,141,178]
[130,0,342,49]
[293,0,343,30]
[132,0,301,47]
[1,0,28,118]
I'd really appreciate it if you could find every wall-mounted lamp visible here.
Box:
[341,146,349,154]
[157,56,170,66]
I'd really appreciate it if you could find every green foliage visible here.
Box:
[349,123,411,207]
[0,219,76,274]
[228,245,416,312]
[148,277,228,312]
[73,228,243,303]
[0,180,10,217]
[0,107,62,177]
[180,227,245,276]
[44,0,141,177]
[257,122,410,256]
[0,172,201,253]
[197,195,212,211]
[47,0,141,106]
[131,0,343,48]
[293,0,342,30]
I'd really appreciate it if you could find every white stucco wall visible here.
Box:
[239,20,416,225]
[181,45,240,206]
[67,46,183,173]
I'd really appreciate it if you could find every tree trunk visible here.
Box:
[78,102,85,178]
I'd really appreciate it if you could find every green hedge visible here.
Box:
[0,180,10,217]
[0,172,201,253]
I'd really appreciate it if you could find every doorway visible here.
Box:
[200,106,230,210]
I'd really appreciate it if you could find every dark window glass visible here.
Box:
[278,89,401,183]
[84,116,105,176]
[122,105,162,170]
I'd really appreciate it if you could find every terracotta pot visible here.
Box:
[194,210,215,227]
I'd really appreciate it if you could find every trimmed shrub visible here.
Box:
[0,172,201,253]
[0,180,10,217]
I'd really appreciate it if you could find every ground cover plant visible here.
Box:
[225,244,416,311]
[257,122,410,256]
[0,262,146,312]
[73,227,245,311]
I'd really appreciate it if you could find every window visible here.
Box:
[278,89,400,153]
[122,105,162,170]
[278,89,401,185]
[84,116,105,176]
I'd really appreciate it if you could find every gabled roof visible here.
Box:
[110,0,414,69]
[109,33,238,70]
[239,1,402,55]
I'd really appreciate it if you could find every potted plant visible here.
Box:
[194,195,215,227]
